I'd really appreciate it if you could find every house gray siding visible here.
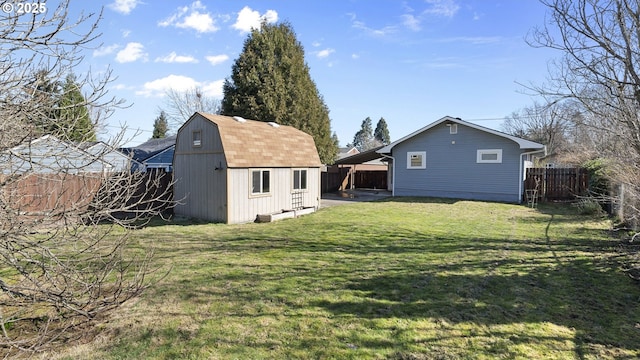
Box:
[173,115,228,222]
[392,123,523,202]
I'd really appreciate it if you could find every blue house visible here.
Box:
[122,135,175,172]
[376,116,545,203]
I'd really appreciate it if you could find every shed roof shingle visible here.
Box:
[198,113,322,168]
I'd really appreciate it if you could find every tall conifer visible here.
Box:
[222,22,337,164]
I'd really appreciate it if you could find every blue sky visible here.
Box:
[73,0,558,146]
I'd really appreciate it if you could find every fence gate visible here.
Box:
[525,167,589,202]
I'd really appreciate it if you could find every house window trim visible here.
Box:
[192,130,202,147]
[477,149,503,164]
[407,151,426,169]
[249,168,272,197]
[449,124,458,134]
[292,168,309,192]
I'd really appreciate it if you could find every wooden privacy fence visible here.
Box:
[524,167,589,201]
[1,170,173,217]
[1,173,103,214]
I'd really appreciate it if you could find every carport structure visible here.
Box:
[328,146,389,191]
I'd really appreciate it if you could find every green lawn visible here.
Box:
[50,198,640,359]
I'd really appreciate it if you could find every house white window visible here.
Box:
[477,149,503,163]
[293,169,308,190]
[449,124,458,134]
[251,169,271,195]
[192,130,202,147]
[407,151,426,169]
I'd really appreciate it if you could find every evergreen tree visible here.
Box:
[374,117,391,145]
[54,73,95,142]
[331,131,340,148]
[222,22,337,164]
[31,69,62,135]
[352,117,379,151]
[152,111,169,139]
[29,72,95,142]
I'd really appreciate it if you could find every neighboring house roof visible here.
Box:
[123,135,177,163]
[197,113,322,168]
[0,134,112,174]
[334,146,385,165]
[378,116,545,154]
[80,141,139,172]
[337,146,359,160]
[143,145,175,168]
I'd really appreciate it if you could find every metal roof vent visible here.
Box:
[268,122,280,128]
[232,116,246,123]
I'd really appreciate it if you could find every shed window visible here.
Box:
[293,169,307,190]
[477,149,503,163]
[251,169,270,194]
[192,130,202,147]
[407,151,426,169]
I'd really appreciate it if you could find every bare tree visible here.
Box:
[502,101,574,156]
[162,87,220,130]
[0,1,172,355]
[528,0,640,227]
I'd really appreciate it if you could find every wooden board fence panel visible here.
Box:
[1,173,103,214]
[525,168,589,201]
[1,170,173,216]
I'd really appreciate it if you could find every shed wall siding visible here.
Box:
[393,123,522,202]
[227,167,320,224]
[173,115,228,222]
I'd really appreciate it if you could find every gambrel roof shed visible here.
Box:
[197,113,322,168]
[173,113,322,223]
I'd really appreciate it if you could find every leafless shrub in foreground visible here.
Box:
[0,1,173,356]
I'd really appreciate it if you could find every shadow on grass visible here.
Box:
[307,213,640,356]
[113,200,640,358]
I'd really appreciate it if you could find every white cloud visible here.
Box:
[136,75,223,98]
[159,1,218,33]
[109,0,140,15]
[116,42,147,63]
[232,6,278,33]
[201,79,224,98]
[111,83,132,91]
[424,0,460,18]
[350,13,397,37]
[438,36,502,45]
[93,44,120,57]
[316,48,335,59]
[401,14,421,31]
[205,54,229,66]
[351,53,360,60]
[155,52,199,64]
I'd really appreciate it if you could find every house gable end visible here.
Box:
[378,116,545,154]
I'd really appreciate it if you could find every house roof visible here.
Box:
[337,146,359,160]
[1,134,113,174]
[334,146,385,165]
[377,116,545,154]
[197,113,322,168]
[122,135,176,162]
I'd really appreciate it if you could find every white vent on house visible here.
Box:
[268,122,280,128]
[233,116,246,123]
